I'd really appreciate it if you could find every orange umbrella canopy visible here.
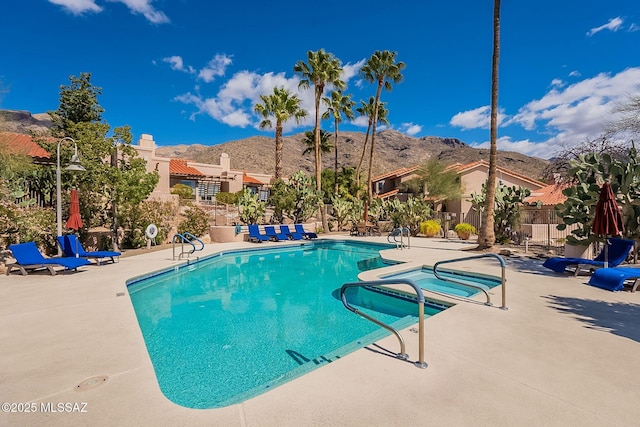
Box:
[592,182,623,237]
[65,188,83,230]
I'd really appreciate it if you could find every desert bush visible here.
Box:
[420,219,441,237]
[178,204,209,237]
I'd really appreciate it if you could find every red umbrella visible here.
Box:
[592,182,624,267]
[65,188,83,231]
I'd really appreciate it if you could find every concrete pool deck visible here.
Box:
[1,236,639,426]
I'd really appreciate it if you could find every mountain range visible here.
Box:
[1,109,549,181]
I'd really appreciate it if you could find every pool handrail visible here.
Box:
[172,233,204,260]
[432,253,507,310]
[387,227,411,249]
[340,278,427,369]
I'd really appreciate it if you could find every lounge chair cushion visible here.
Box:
[588,267,640,292]
[57,235,121,264]
[7,242,90,276]
[542,238,634,275]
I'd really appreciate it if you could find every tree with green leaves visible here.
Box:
[360,51,405,200]
[294,49,345,231]
[322,90,355,193]
[42,73,158,250]
[254,86,307,180]
[301,129,332,157]
[478,0,501,249]
[401,159,462,210]
[267,171,322,223]
[355,97,389,193]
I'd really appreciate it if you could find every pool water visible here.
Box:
[127,241,442,409]
[382,267,501,298]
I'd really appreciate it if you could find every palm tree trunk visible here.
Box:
[356,121,372,194]
[275,123,283,180]
[367,82,384,201]
[334,120,339,194]
[478,0,500,249]
[315,86,329,232]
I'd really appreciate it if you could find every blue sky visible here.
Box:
[1,1,639,159]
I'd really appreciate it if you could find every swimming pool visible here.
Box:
[127,240,444,408]
[381,267,502,298]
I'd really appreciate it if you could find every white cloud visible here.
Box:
[108,0,169,24]
[450,106,507,130]
[48,0,102,15]
[463,68,640,159]
[342,59,366,82]
[198,54,233,83]
[175,61,366,133]
[49,0,169,23]
[629,23,640,32]
[162,56,195,74]
[550,78,565,88]
[586,16,624,37]
[569,70,581,77]
[400,122,422,136]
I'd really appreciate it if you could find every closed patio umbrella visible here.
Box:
[65,188,83,231]
[592,182,624,267]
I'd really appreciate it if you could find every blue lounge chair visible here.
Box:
[6,242,91,276]
[57,235,121,265]
[588,267,640,292]
[248,224,269,243]
[265,225,289,241]
[294,223,317,239]
[542,238,634,276]
[280,225,303,240]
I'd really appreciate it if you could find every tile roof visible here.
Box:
[169,159,205,176]
[243,174,263,185]
[525,183,569,206]
[372,166,418,182]
[0,132,51,159]
[453,160,546,188]
[375,189,399,199]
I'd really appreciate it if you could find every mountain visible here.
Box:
[156,129,549,181]
[0,109,549,180]
[0,110,52,134]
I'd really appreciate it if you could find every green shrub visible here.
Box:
[171,183,194,200]
[454,222,476,234]
[215,191,238,205]
[120,200,176,248]
[420,219,441,237]
[178,205,209,237]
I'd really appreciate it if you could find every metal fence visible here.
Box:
[433,209,573,254]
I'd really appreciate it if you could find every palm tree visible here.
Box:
[478,0,500,249]
[294,49,345,232]
[360,50,405,200]
[355,97,389,193]
[322,90,355,194]
[254,86,307,180]
[301,129,332,156]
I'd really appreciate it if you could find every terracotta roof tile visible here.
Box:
[243,174,263,185]
[372,166,418,182]
[525,183,569,206]
[0,132,51,159]
[375,189,399,199]
[169,159,205,176]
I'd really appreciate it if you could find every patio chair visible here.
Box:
[248,224,269,243]
[57,235,121,265]
[264,225,289,241]
[294,223,317,239]
[6,241,91,276]
[280,225,303,240]
[542,238,634,276]
[588,267,640,292]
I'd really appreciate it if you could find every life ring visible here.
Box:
[145,224,158,239]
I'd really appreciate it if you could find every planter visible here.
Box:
[564,242,593,259]
[457,231,471,240]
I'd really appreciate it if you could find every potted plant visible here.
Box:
[420,219,441,237]
[454,222,476,240]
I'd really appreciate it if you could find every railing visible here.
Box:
[172,232,204,260]
[340,278,427,369]
[387,227,410,249]
[432,253,507,310]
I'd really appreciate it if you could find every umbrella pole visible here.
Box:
[604,241,608,269]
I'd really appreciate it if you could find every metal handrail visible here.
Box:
[340,278,427,369]
[172,233,204,260]
[387,227,411,249]
[432,253,507,310]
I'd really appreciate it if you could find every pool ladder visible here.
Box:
[433,253,507,310]
[387,227,410,249]
[172,232,205,260]
[340,278,428,369]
